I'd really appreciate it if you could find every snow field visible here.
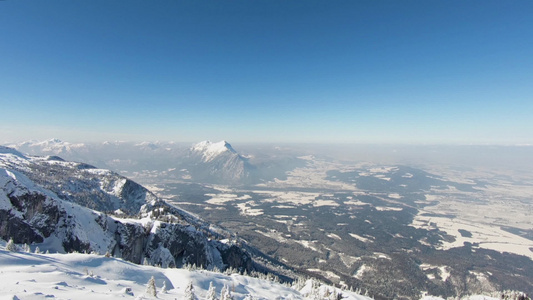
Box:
[0,244,373,300]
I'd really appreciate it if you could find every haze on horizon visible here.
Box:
[1,1,532,145]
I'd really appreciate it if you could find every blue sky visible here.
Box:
[1,0,532,144]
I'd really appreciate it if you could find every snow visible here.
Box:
[349,233,373,243]
[326,233,342,240]
[313,199,339,207]
[262,158,358,191]
[236,202,264,216]
[354,264,369,280]
[368,166,398,174]
[375,206,403,212]
[253,190,320,206]
[306,269,341,280]
[411,213,533,260]
[192,140,236,162]
[0,146,26,158]
[205,193,239,205]
[421,296,499,300]
[0,243,373,300]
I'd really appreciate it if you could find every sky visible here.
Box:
[1,0,532,145]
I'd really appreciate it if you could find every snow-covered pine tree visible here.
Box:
[220,285,227,300]
[224,286,234,300]
[145,275,157,297]
[184,280,196,300]
[292,276,306,290]
[206,281,217,300]
[309,280,322,300]
[329,289,342,300]
[23,243,31,252]
[6,238,17,252]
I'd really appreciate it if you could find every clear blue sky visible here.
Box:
[1,0,532,144]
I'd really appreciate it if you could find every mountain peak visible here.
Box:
[49,138,63,143]
[37,138,64,145]
[192,140,237,162]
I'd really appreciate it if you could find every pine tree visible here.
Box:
[184,280,196,300]
[23,243,31,253]
[6,238,17,252]
[206,281,217,300]
[145,275,157,297]
[161,280,167,294]
[35,246,41,254]
[224,286,234,300]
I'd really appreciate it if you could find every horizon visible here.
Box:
[1,1,532,145]
[3,136,533,147]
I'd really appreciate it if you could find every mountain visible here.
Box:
[0,146,283,275]
[10,138,88,157]
[184,140,255,185]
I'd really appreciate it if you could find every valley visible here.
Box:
[140,156,533,299]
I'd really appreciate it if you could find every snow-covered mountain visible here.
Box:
[185,140,255,184]
[192,140,237,162]
[9,138,88,157]
[0,146,277,274]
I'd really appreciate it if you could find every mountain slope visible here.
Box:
[0,147,274,274]
[0,243,376,300]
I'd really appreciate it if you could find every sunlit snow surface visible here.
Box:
[192,140,236,162]
[0,243,374,300]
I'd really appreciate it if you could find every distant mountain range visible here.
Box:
[7,139,304,185]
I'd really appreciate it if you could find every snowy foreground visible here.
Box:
[0,244,371,300]
[0,243,522,300]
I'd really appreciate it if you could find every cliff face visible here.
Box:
[0,148,255,273]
